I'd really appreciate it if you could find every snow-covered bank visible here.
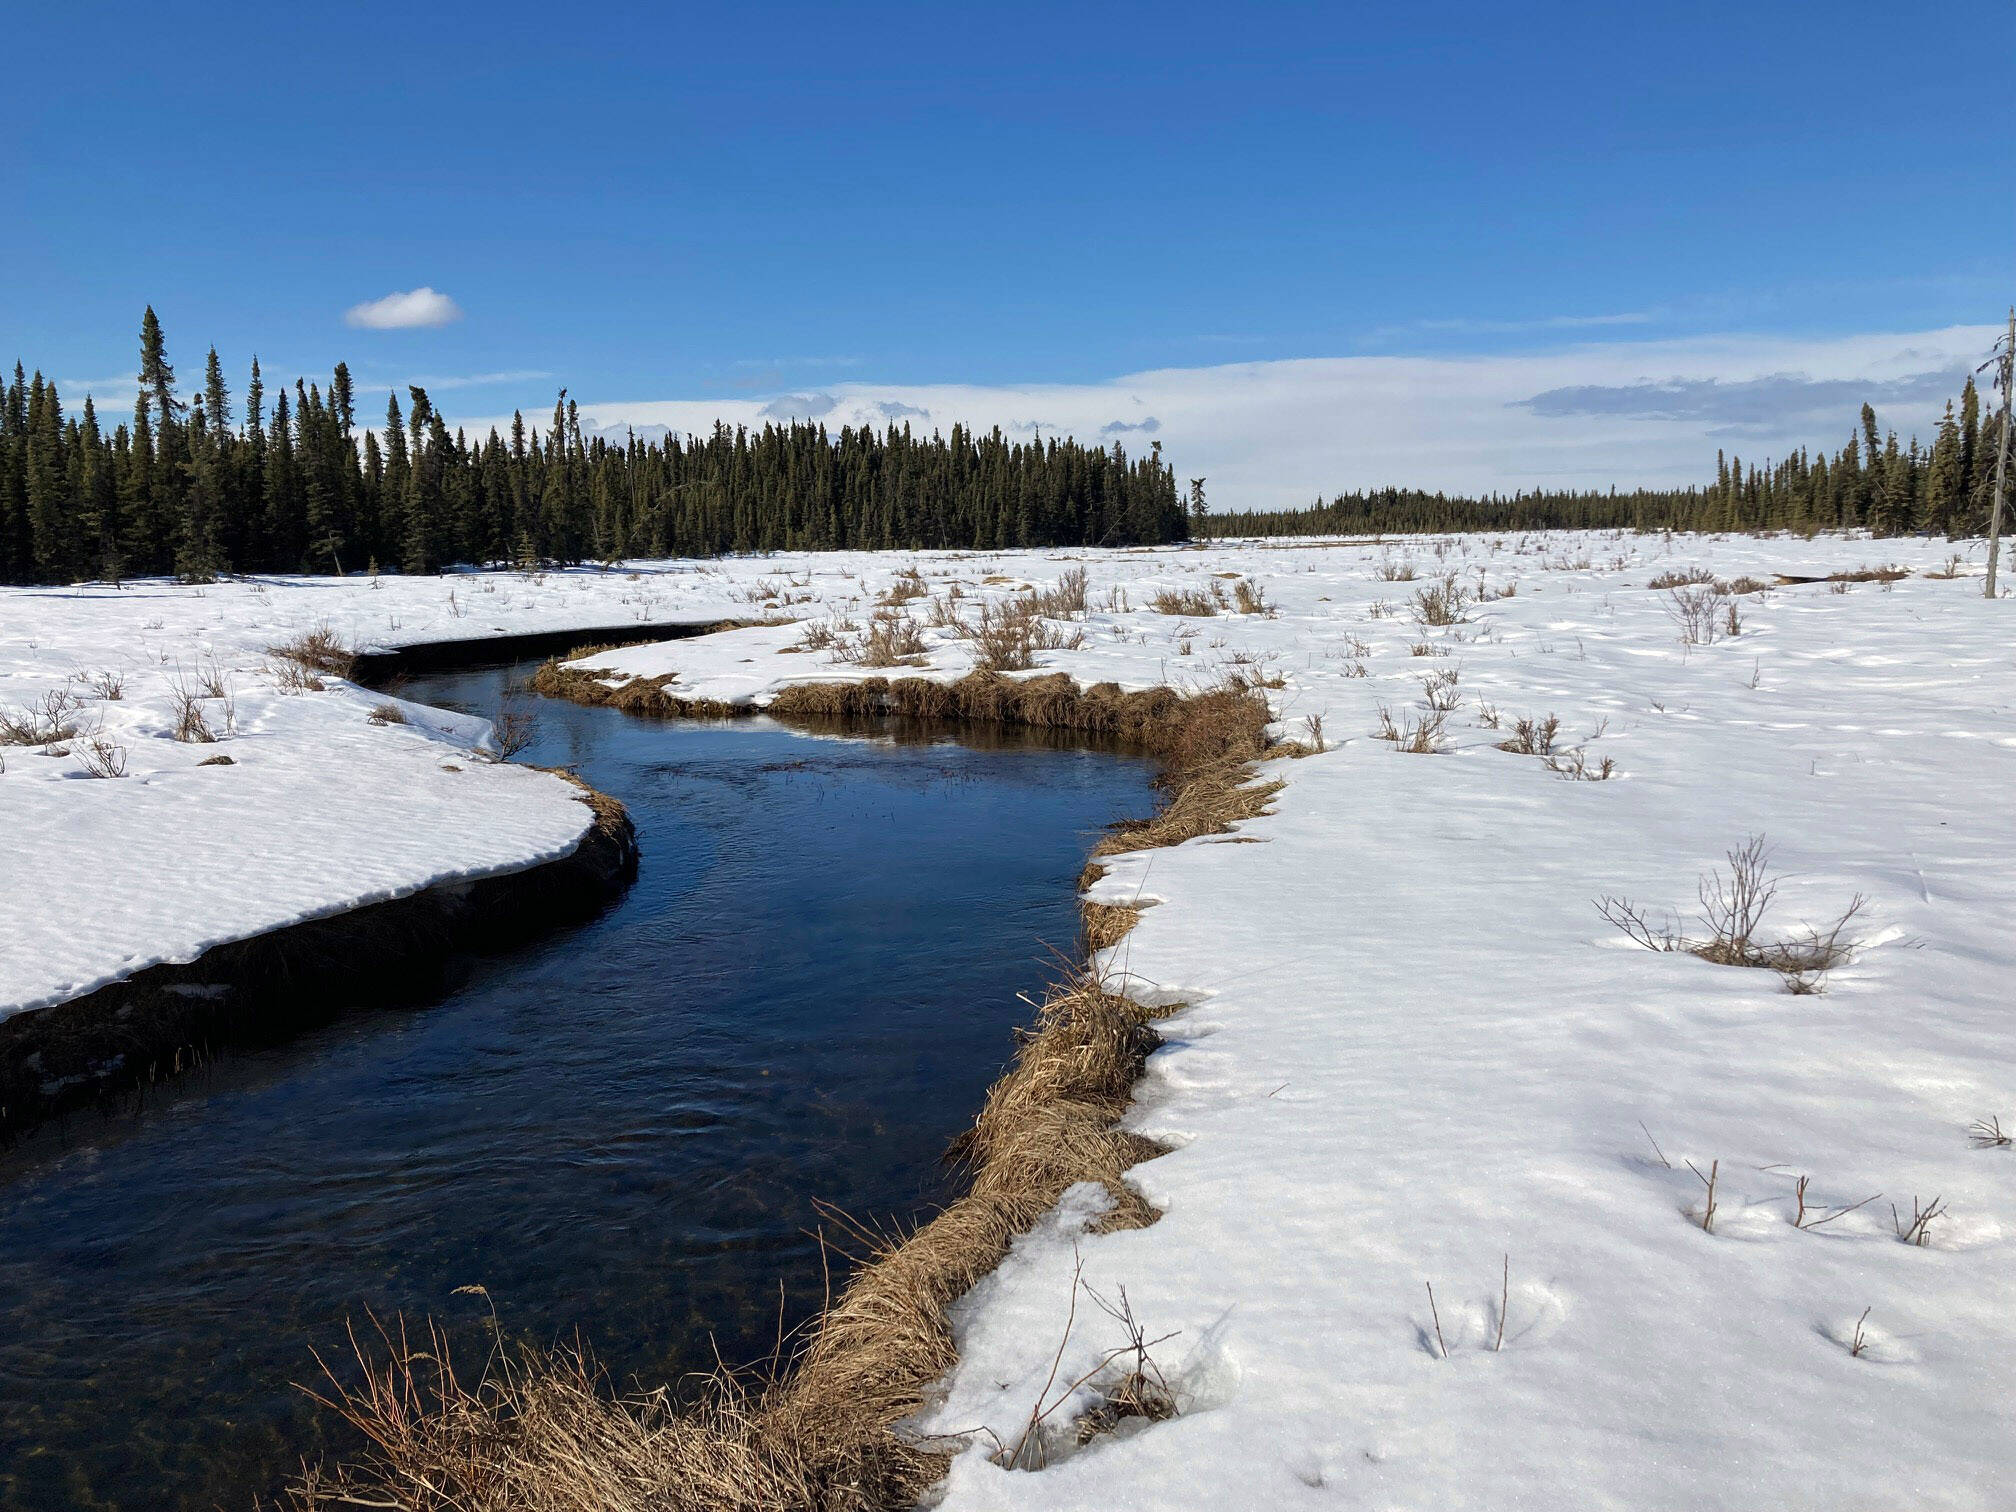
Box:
[0,570,728,1018]
[554,534,2012,1510]
[5,531,2012,1505]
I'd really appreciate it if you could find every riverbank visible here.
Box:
[7,533,2014,1508]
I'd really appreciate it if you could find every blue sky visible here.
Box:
[8,1,2010,504]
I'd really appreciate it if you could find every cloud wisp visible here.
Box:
[344,288,464,331]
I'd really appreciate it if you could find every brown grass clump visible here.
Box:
[839,610,928,668]
[301,663,1283,1511]
[1080,900,1143,952]
[1149,583,1223,616]
[960,597,1084,672]
[269,623,356,678]
[1648,566,1716,589]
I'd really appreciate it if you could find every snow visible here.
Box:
[6,532,2013,1506]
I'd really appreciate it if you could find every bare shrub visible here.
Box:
[492,710,536,759]
[270,658,326,693]
[840,609,928,668]
[75,729,128,778]
[165,666,217,743]
[1649,566,1716,589]
[1420,667,1462,713]
[367,704,408,726]
[993,1258,1179,1470]
[1411,576,1470,627]
[795,618,843,653]
[1229,578,1271,615]
[0,688,83,747]
[1031,566,1089,618]
[269,623,355,677]
[1597,835,1865,979]
[1667,586,1723,646]
[1543,747,1616,781]
[1892,1195,1946,1247]
[1497,713,1559,756]
[1830,564,1909,584]
[1375,704,1447,754]
[81,668,125,701]
[1718,575,1772,595]
[1378,561,1417,581]
[963,598,1083,672]
[1925,554,1966,580]
[878,567,929,606]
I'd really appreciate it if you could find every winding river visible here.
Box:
[0,664,1155,1511]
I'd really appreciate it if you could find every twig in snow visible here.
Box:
[1686,1158,1719,1233]
[1639,1121,1672,1169]
[1425,1281,1448,1359]
[1495,1255,1509,1352]
[1968,1116,2011,1149]
[1891,1195,1946,1247]
[1849,1307,1873,1359]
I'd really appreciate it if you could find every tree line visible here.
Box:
[1196,380,2007,540]
[0,310,1188,585]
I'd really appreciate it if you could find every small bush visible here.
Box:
[492,710,536,758]
[81,669,125,701]
[1149,583,1223,616]
[963,597,1083,672]
[1649,566,1716,589]
[839,609,928,668]
[1497,714,1559,756]
[1376,704,1447,754]
[1411,577,1470,627]
[367,704,408,726]
[877,567,929,606]
[0,688,83,747]
[1031,566,1089,618]
[1597,835,1865,982]
[1230,578,1272,616]
[269,623,355,677]
[75,729,128,778]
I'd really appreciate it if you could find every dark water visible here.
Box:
[0,666,1155,1512]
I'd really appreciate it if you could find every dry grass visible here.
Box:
[1649,566,1716,589]
[877,567,929,606]
[269,623,356,678]
[961,597,1084,672]
[1030,566,1088,618]
[74,727,128,778]
[1229,578,1271,615]
[0,687,84,747]
[839,610,929,668]
[1375,705,1447,754]
[367,703,408,726]
[301,665,1283,1511]
[1497,713,1559,756]
[1411,576,1470,627]
[1080,901,1143,952]
[1149,583,1223,616]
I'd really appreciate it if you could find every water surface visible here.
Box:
[0,665,1154,1511]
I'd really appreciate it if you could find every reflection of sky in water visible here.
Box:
[0,664,1155,1512]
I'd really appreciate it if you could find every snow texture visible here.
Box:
[5,533,2014,1507]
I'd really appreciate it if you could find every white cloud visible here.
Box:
[443,324,2001,512]
[344,287,464,331]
